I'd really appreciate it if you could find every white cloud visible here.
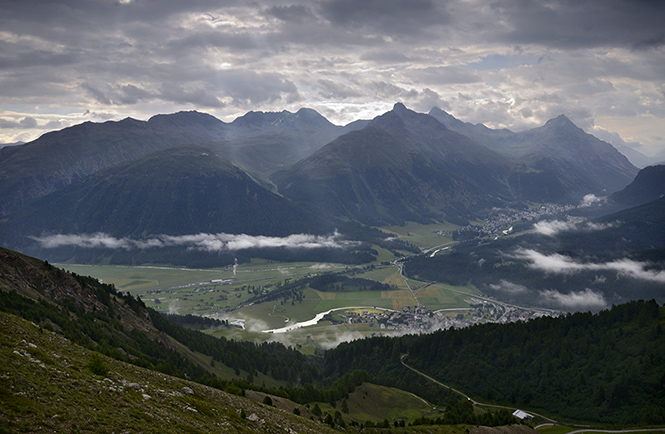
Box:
[309,263,338,270]
[514,248,665,283]
[0,0,663,153]
[585,221,617,231]
[30,231,357,251]
[317,331,366,350]
[533,220,577,236]
[488,280,528,294]
[533,218,617,236]
[540,288,608,309]
[580,194,604,207]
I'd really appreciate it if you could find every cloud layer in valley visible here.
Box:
[1,1,664,157]
[488,279,609,310]
[514,248,665,283]
[540,288,608,310]
[533,219,617,236]
[30,232,356,252]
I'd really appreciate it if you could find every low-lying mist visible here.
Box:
[30,231,357,251]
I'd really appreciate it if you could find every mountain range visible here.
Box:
[0,108,365,216]
[429,107,638,196]
[0,102,648,265]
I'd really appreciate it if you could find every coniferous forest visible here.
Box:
[324,299,665,425]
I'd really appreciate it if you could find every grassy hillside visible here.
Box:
[0,310,532,433]
[0,246,321,389]
[0,310,335,434]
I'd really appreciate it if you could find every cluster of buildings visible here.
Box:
[441,203,579,239]
[337,299,558,334]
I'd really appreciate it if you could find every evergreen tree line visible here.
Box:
[411,396,516,427]
[323,299,665,425]
[308,274,392,292]
[148,308,319,384]
[162,312,230,329]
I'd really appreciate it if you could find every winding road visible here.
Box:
[395,260,420,308]
[399,354,665,434]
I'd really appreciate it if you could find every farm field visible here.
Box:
[56,263,226,292]
[58,259,348,293]
[57,252,480,349]
[353,266,398,282]
[415,285,474,311]
[381,222,459,249]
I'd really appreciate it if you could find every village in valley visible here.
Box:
[444,202,580,240]
[327,298,559,335]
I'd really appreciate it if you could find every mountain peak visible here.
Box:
[545,114,576,128]
[147,110,225,128]
[294,107,334,126]
[392,102,408,113]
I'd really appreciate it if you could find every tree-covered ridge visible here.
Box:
[309,274,392,292]
[409,300,665,425]
[162,312,232,329]
[325,300,665,425]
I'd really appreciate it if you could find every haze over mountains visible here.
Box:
[0,108,366,216]
[0,102,661,288]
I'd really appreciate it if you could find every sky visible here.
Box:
[1,0,664,156]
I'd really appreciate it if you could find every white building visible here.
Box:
[512,410,533,421]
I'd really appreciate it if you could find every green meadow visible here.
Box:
[58,258,474,324]
[381,222,459,249]
[56,237,480,349]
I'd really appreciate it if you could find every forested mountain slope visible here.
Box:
[0,310,338,434]
[6,145,326,237]
[0,111,227,215]
[429,107,638,197]
[610,164,665,208]
[273,104,527,225]
[324,300,665,425]
[0,247,320,388]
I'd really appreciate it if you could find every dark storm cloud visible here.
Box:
[212,70,301,107]
[366,81,414,100]
[489,0,665,49]
[0,116,41,129]
[319,0,450,35]
[158,83,225,108]
[117,84,154,105]
[265,5,316,22]
[169,31,261,52]
[1,0,663,154]
[19,117,38,128]
[0,119,20,129]
[317,79,362,99]
[0,50,78,70]
[359,50,413,64]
